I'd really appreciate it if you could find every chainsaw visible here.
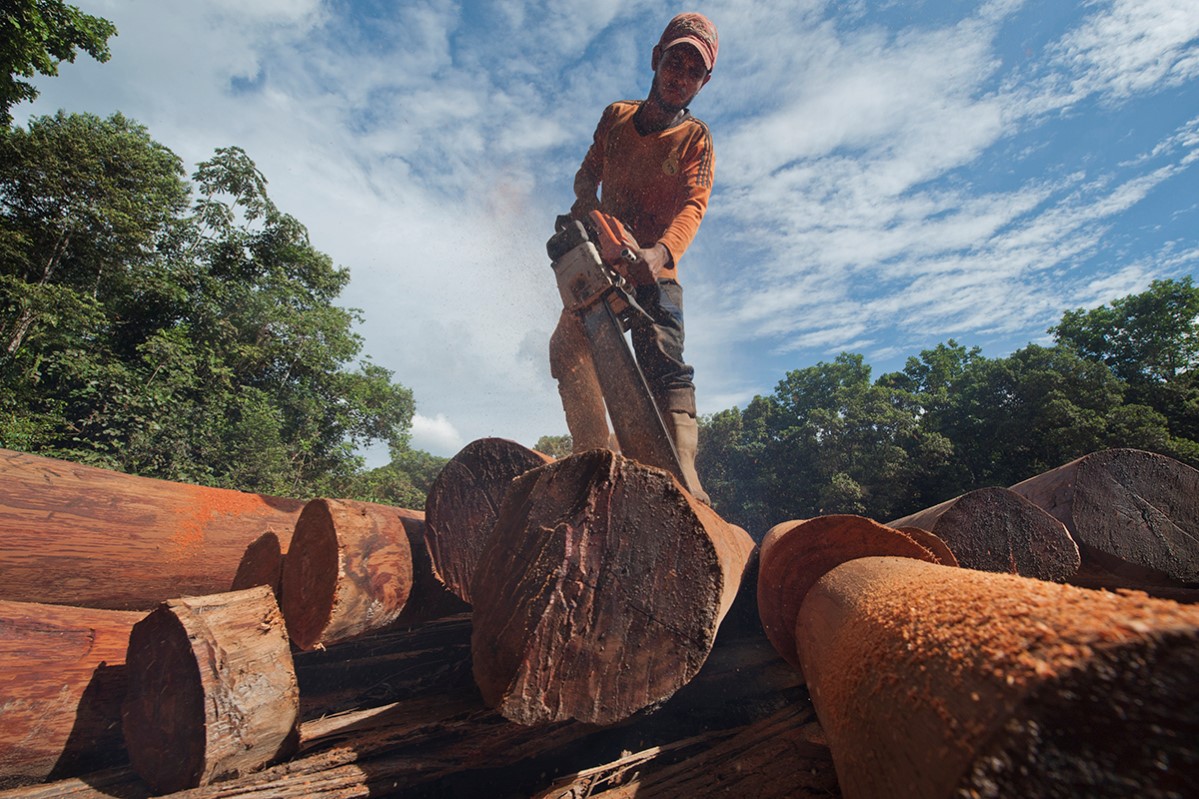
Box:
[546,211,685,484]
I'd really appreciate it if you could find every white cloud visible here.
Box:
[410,412,466,456]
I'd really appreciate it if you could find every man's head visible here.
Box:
[649,13,718,113]
[653,13,718,73]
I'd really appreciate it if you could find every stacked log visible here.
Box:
[121,586,298,794]
[279,499,419,650]
[470,449,755,725]
[0,448,305,609]
[757,515,940,673]
[888,486,1081,581]
[1009,448,1199,587]
[0,601,142,788]
[797,557,1199,798]
[424,437,553,604]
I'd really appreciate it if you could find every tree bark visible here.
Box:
[280,499,419,651]
[0,448,305,609]
[424,437,554,605]
[797,556,1199,799]
[470,449,756,725]
[121,586,299,794]
[0,600,142,788]
[888,485,1081,581]
[1009,448,1199,586]
[757,515,939,674]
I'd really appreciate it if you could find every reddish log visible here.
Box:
[280,499,418,650]
[888,486,1081,581]
[424,437,553,604]
[1010,448,1199,586]
[757,515,938,673]
[895,526,959,567]
[0,448,305,609]
[230,531,284,596]
[0,600,142,788]
[471,449,755,725]
[797,556,1199,799]
[121,586,298,794]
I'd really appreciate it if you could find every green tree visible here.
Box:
[533,434,572,459]
[1052,277,1199,447]
[0,0,116,124]
[0,113,417,497]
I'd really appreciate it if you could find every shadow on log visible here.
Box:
[798,556,1199,799]
[1010,448,1199,587]
[0,448,305,609]
[0,600,142,788]
[424,438,554,605]
[888,486,1080,581]
[471,449,755,725]
[230,531,285,597]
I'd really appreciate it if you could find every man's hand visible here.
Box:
[628,243,672,284]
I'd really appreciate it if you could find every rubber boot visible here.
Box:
[667,409,710,505]
[550,312,611,452]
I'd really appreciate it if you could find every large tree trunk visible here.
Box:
[424,438,553,604]
[797,556,1199,799]
[280,499,420,651]
[230,531,285,597]
[0,600,142,788]
[757,515,941,674]
[0,448,305,609]
[470,449,756,725]
[888,486,1081,581]
[121,586,299,794]
[1009,448,1199,586]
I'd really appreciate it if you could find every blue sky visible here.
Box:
[16,0,1199,458]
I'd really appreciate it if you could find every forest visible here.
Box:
[3,2,1198,533]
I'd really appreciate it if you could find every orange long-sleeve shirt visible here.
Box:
[575,100,715,281]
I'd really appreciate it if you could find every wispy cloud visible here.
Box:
[17,0,1199,452]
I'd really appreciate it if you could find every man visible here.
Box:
[550,12,718,504]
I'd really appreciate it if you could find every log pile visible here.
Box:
[1,444,1196,798]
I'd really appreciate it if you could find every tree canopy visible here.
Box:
[1,111,420,499]
[699,278,1199,536]
[0,0,116,124]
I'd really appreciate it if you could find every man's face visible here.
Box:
[650,44,711,113]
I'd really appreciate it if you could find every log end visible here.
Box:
[756,515,940,672]
[425,438,554,605]
[121,606,208,794]
[471,449,753,725]
[281,500,341,651]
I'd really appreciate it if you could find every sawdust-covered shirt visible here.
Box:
[576,100,714,281]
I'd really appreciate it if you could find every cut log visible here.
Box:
[470,449,756,725]
[230,531,285,596]
[424,437,553,604]
[797,556,1199,799]
[895,526,959,567]
[1009,448,1199,585]
[0,600,142,788]
[888,486,1081,581]
[757,515,939,673]
[121,586,299,794]
[0,448,305,609]
[280,499,420,650]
